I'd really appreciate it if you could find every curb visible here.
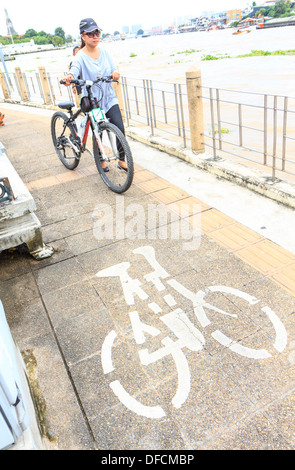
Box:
[126,126,295,210]
[1,100,295,209]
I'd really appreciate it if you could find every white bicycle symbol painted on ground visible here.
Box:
[98,246,287,419]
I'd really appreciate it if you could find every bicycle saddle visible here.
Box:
[58,101,75,110]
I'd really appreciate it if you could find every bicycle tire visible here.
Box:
[92,121,134,193]
[51,111,81,170]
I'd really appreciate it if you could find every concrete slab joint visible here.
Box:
[0,142,54,260]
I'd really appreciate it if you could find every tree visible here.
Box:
[268,0,292,17]
[0,36,10,45]
[33,36,49,45]
[137,29,144,35]
[54,27,65,40]
[258,8,268,16]
[24,28,37,38]
[51,35,64,46]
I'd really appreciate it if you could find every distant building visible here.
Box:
[226,9,242,24]
[151,26,163,35]
[200,10,215,18]
[131,24,141,34]
[216,11,227,24]
[173,15,192,26]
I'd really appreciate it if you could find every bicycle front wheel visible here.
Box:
[92,121,134,193]
[51,111,80,170]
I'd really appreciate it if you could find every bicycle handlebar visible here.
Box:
[60,76,118,86]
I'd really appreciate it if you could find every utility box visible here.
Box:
[0,300,45,450]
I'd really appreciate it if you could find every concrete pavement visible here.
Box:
[0,104,294,450]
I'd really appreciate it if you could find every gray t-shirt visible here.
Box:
[70,47,118,113]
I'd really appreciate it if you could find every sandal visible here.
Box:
[117,161,128,172]
[100,161,109,172]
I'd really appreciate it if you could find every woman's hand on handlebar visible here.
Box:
[60,74,74,86]
[111,71,120,81]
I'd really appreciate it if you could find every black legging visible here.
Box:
[106,104,125,161]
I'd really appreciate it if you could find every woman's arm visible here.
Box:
[61,55,82,86]
[105,49,120,81]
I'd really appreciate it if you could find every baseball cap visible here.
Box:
[79,18,101,34]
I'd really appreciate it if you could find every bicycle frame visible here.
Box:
[59,76,122,163]
[58,103,106,159]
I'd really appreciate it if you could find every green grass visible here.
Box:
[237,49,272,57]
[209,124,230,135]
[202,54,221,61]
[178,48,198,54]
[171,49,199,57]
[201,49,295,61]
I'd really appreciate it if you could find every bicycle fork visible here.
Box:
[92,118,120,162]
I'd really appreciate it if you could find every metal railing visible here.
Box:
[121,77,190,149]
[1,70,76,106]
[201,87,295,182]
[1,69,295,183]
[120,76,295,183]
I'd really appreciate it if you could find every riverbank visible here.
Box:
[5,45,66,57]
[3,26,295,96]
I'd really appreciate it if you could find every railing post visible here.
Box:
[72,88,80,108]
[38,66,52,105]
[113,78,125,122]
[0,71,10,99]
[186,66,205,154]
[14,67,29,102]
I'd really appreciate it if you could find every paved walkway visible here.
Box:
[0,106,294,450]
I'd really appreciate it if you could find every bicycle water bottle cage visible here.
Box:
[58,101,75,110]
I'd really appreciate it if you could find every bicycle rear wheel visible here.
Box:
[51,111,80,170]
[92,121,134,193]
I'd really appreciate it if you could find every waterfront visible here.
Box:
[4,26,295,96]
[2,25,295,183]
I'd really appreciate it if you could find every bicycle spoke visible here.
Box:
[92,122,134,193]
[51,111,80,170]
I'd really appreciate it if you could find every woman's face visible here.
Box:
[81,29,101,47]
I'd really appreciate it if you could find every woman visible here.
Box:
[69,44,82,98]
[63,18,127,171]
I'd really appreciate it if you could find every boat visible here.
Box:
[232,29,251,35]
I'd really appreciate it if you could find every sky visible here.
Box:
[1,0,252,37]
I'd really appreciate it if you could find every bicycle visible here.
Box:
[51,76,134,194]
